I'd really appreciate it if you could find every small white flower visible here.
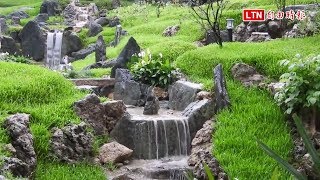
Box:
[140,51,145,57]
[159,53,163,58]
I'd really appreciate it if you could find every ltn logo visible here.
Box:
[243,9,265,22]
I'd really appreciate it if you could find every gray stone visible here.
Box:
[111,37,140,78]
[61,30,83,57]
[0,36,20,55]
[0,175,5,180]
[143,87,160,115]
[88,21,103,37]
[70,43,95,60]
[231,63,266,87]
[267,20,282,39]
[98,142,133,164]
[205,30,230,45]
[95,35,106,62]
[95,17,109,26]
[19,21,46,61]
[162,25,180,37]
[182,99,216,139]
[6,11,29,19]
[168,80,203,111]
[0,18,8,33]
[63,4,77,26]
[112,0,121,9]
[2,114,36,177]
[74,94,127,135]
[99,9,108,17]
[50,122,93,163]
[213,64,230,112]
[0,157,30,178]
[40,0,61,16]
[246,32,271,42]
[34,13,49,23]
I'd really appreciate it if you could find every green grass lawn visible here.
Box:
[1,0,320,179]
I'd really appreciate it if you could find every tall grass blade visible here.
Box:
[257,138,307,180]
[293,113,320,172]
[203,162,215,180]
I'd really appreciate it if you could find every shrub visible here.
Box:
[275,54,320,133]
[129,50,177,88]
[0,55,32,64]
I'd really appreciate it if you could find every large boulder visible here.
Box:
[50,122,93,163]
[19,21,46,61]
[34,13,49,23]
[98,141,133,164]
[40,0,61,16]
[74,94,127,135]
[213,64,231,112]
[63,4,77,26]
[168,80,203,111]
[0,157,30,178]
[0,36,20,55]
[1,114,36,178]
[113,69,149,106]
[205,30,230,45]
[61,30,83,57]
[70,43,95,60]
[95,17,109,26]
[88,21,103,37]
[111,37,141,77]
[267,20,282,39]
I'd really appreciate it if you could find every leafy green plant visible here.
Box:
[274,54,320,134]
[129,50,177,88]
[0,54,32,64]
[203,163,215,180]
[257,114,320,180]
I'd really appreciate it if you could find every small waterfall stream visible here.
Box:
[46,31,63,70]
[133,118,191,160]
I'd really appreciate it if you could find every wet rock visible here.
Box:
[182,99,216,139]
[2,114,36,177]
[34,13,49,23]
[168,80,203,111]
[0,36,20,55]
[70,43,95,60]
[143,87,160,115]
[111,37,141,77]
[40,0,61,16]
[95,35,106,62]
[19,21,46,61]
[0,18,8,33]
[98,141,133,164]
[74,94,127,135]
[6,11,29,19]
[214,64,231,111]
[61,30,83,57]
[113,69,146,106]
[231,63,266,87]
[95,17,109,26]
[162,25,180,37]
[88,21,103,37]
[50,122,93,163]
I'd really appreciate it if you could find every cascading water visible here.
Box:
[46,31,63,70]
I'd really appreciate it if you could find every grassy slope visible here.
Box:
[0,62,105,179]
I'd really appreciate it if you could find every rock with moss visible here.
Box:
[0,18,8,33]
[40,0,61,17]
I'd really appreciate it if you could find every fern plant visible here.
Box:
[257,114,320,180]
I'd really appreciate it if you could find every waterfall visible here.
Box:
[162,120,169,157]
[153,120,159,159]
[46,31,63,70]
[174,120,182,156]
